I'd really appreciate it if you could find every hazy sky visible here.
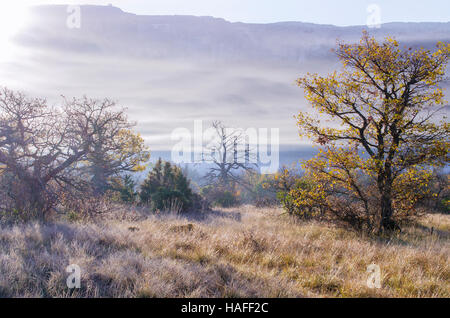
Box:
[6,0,450,26]
[0,0,448,154]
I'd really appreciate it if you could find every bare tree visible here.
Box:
[203,121,257,188]
[0,87,145,220]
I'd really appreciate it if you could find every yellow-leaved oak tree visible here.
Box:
[296,33,450,233]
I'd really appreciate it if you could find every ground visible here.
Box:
[0,206,448,297]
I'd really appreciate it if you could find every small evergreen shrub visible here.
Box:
[110,175,138,203]
[139,159,195,213]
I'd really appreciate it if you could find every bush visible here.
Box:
[282,157,432,233]
[110,175,138,203]
[424,170,449,214]
[0,170,66,222]
[239,171,279,207]
[139,159,196,213]
[191,192,212,212]
[440,197,450,213]
[275,167,317,219]
[201,185,240,208]
[59,190,113,220]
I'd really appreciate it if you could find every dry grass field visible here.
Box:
[0,205,448,298]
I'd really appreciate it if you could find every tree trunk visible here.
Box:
[379,193,393,232]
[91,164,108,195]
[378,188,402,233]
[377,160,400,233]
[377,166,400,233]
[28,178,50,221]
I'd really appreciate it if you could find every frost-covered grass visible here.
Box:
[0,206,448,297]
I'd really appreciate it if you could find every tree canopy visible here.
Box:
[0,88,149,219]
[296,33,450,232]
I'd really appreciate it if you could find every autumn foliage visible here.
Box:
[295,33,450,233]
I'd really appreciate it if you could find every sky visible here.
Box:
[2,0,450,26]
[0,0,448,156]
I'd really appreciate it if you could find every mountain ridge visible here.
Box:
[18,4,450,64]
[28,4,450,28]
[3,4,449,152]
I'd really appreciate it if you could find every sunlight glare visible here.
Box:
[0,3,31,61]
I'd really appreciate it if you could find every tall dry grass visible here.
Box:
[0,205,448,297]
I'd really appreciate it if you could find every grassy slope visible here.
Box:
[0,206,448,298]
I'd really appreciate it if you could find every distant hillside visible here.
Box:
[2,5,449,158]
[17,5,450,63]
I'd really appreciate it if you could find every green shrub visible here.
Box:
[110,175,138,203]
[139,159,195,213]
[439,197,450,213]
